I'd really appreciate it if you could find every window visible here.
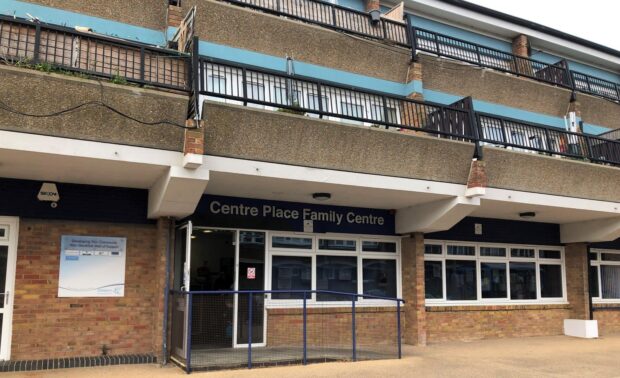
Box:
[424,241,566,304]
[370,104,398,124]
[363,259,397,298]
[446,260,477,300]
[341,101,364,118]
[308,94,329,113]
[247,82,265,102]
[510,262,536,299]
[318,239,356,251]
[316,256,358,301]
[207,74,226,94]
[271,256,311,299]
[590,250,620,302]
[274,85,301,107]
[362,241,396,253]
[540,264,563,298]
[481,262,507,299]
[424,261,443,299]
[272,236,312,250]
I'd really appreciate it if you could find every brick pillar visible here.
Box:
[151,218,172,363]
[466,159,487,197]
[400,61,424,135]
[565,243,591,320]
[402,233,426,345]
[167,4,183,28]
[568,98,582,118]
[365,0,381,12]
[184,120,204,155]
[512,34,530,58]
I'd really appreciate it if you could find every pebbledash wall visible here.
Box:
[1,178,169,360]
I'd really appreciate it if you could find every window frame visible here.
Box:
[424,240,566,306]
[266,232,401,308]
[590,249,620,303]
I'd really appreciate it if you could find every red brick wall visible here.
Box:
[12,218,166,360]
[266,307,400,350]
[426,305,571,342]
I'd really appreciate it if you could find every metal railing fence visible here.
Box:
[220,0,409,46]
[571,71,620,102]
[198,57,475,140]
[0,15,189,91]
[413,27,572,88]
[170,290,404,372]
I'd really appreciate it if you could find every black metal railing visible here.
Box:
[170,289,404,372]
[198,57,475,139]
[413,27,572,88]
[571,71,620,102]
[220,0,409,46]
[477,113,620,165]
[0,15,190,91]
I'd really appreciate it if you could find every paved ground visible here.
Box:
[7,334,620,377]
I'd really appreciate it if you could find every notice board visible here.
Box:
[58,235,127,297]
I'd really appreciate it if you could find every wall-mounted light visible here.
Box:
[202,229,213,234]
[312,192,331,201]
[519,211,536,219]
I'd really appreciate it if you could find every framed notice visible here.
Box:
[58,235,127,297]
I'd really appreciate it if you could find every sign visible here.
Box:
[191,195,395,235]
[58,235,127,297]
[247,267,256,280]
[38,183,59,203]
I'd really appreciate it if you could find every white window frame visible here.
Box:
[590,249,620,304]
[266,232,401,308]
[424,240,567,306]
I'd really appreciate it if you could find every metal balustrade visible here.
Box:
[221,0,409,46]
[0,15,190,91]
[198,57,475,140]
[413,27,572,88]
[477,113,620,165]
[571,71,620,102]
[170,290,404,372]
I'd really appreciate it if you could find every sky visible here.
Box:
[465,0,620,51]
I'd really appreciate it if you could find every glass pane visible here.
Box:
[481,262,507,298]
[446,260,477,300]
[362,259,397,298]
[540,264,563,298]
[316,256,358,301]
[272,236,312,250]
[511,248,535,258]
[271,256,311,299]
[425,261,443,299]
[601,253,620,262]
[0,246,6,302]
[601,265,620,299]
[173,227,187,290]
[447,245,475,256]
[318,239,356,251]
[589,252,598,261]
[539,250,561,259]
[590,266,600,297]
[0,227,5,238]
[510,262,537,299]
[362,241,396,253]
[237,231,265,345]
[191,230,235,291]
[424,244,442,255]
[480,247,506,257]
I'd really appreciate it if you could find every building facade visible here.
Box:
[0,0,619,372]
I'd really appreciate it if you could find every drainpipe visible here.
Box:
[366,0,381,24]
[161,218,174,365]
[586,243,594,321]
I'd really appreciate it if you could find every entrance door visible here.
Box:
[0,217,18,361]
[235,231,266,347]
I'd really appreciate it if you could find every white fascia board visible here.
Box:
[0,130,183,167]
[484,187,620,216]
[204,155,467,197]
[406,0,620,68]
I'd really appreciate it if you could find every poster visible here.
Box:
[58,235,127,297]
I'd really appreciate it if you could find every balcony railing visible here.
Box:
[0,15,190,91]
[221,0,409,46]
[413,27,572,88]
[477,113,620,165]
[170,290,404,372]
[571,71,620,102]
[198,57,475,139]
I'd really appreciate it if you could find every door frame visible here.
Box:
[0,217,18,361]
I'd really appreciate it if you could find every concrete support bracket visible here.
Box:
[148,166,209,219]
[560,217,620,243]
[396,196,480,234]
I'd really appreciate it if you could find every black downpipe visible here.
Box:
[586,244,594,321]
[161,219,174,365]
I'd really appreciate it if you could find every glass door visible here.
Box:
[0,217,18,361]
[235,231,266,347]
